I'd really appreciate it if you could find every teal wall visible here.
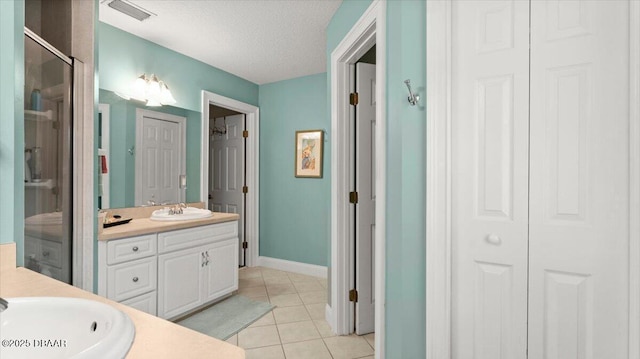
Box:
[0,0,25,264]
[258,73,329,266]
[99,89,201,208]
[385,1,426,357]
[327,1,426,357]
[99,23,259,112]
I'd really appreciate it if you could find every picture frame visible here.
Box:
[295,129,324,178]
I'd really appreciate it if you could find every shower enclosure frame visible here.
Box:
[24,27,90,289]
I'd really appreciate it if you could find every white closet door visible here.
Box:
[528,1,630,358]
[140,117,181,205]
[451,1,530,358]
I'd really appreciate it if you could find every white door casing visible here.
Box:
[427,1,640,358]
[528,1,630,357]
[355,62,376,335]
[135,109,186,206]
[210,114,245,265]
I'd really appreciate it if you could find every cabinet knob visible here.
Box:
[485,233,502,245]
[42,251,50,257]
[132,277,139,283]
[132,246,139,252]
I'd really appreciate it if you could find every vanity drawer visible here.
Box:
[107,234,156,265]
[108,257,157,302]
[39,240,62,268]
[120,291,157,316]
[158,222,238,254]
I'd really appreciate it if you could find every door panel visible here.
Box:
[528,1,630,358]
[355,62,376,335]
[203,238,239,302]
[157,247,203,319]
[140,117,182,205]
[210,114,245,265]
[451,1,530,358]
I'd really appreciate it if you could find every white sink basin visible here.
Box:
[150,207,213,221]
[0,297,135,359]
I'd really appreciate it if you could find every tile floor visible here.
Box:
[225,266,375,359]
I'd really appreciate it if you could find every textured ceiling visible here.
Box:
[99,0,342,85]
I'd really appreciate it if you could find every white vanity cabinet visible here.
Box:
[98,221,239,320]
[24,235,67,281]
[98,233,158,315]
[157,222,238,319]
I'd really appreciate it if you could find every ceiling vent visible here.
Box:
[102,0,156,22]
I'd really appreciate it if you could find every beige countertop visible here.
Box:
[99,212,239,241]
[0,243,244,359]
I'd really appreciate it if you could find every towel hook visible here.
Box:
[404,79,420,106]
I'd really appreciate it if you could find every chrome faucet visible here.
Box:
[0,297,8,312]
[168,203,184,215]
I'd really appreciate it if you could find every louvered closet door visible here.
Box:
[451,1,531,358]
[528,1,630,358]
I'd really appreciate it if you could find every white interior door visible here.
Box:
[451,1,530,357]
[136,111,186,206]
[355,62,376,335]
[451,1,633,358]
[528,1,630,357]
[210,114,245,265]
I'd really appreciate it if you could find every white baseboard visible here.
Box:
[256,256,328,279]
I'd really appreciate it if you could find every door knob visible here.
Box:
[485,234,502,245]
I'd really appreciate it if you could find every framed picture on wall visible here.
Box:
[295,129,324,178]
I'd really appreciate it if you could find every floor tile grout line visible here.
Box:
[239,266,375,359]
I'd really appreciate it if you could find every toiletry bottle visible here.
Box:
[31,147,42,182]
[30,89,42,111]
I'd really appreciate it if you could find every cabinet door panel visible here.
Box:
[203,238,238,303]
[158,247,203,319]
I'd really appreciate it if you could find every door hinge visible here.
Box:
[349,289,358,302]
[242,186,248,194]
[349,92,359,106]
[242,130,249,138]
[242,242,248,249]
[349,191,358,204]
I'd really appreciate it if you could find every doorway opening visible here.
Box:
[351,45,376,335]
[209,105,248,266]
[201,91,259,268]
[330,0,386,356]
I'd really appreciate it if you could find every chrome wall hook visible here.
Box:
[404,79,420,106]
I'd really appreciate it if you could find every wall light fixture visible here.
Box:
[117,73,176,107]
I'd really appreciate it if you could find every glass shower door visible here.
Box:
[23,31,73,284]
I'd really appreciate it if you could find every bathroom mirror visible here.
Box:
[98,89,201,209]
